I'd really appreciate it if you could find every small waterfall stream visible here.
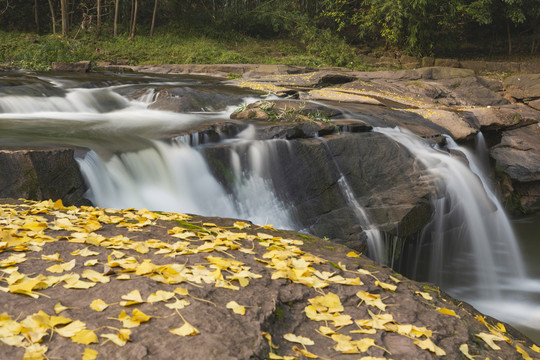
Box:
[1,72,539,341]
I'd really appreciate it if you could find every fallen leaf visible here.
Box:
[54,302,69,314]
[517,345,533,360]
[346,251,360,258]
[71,329,99,345]
[475,332,505,350]
[459,344,475,360]
[82,348,98,360]
[437,307,459,317]
[170,321,199,336]
[120,290,144,306]
[414,338,446,356]
[293,345,318,358]
[46,259,76,273]
[226,301,246,315]
[90,299,109,312]
[56,320,87,337]
[283,333,314,346]
[415,291,433,300]
[101,329,131,346]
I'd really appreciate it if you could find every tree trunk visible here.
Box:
[34,0,39,34]
[61,0,68,36]
[96,0,101,36]
[150,0,158,36]
[507,21,512,56]
[47,0,56,34]
[114,0,119,36]
[129,0,134,34]
[130,0,138,39]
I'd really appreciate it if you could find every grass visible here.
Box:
[0,28,371,72]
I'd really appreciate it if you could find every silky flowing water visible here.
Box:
[0,71,538,342]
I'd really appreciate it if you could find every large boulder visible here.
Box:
[204,132,434,251]
[0,149,87,206]
[503,74,540,100]
[491,123,540,212]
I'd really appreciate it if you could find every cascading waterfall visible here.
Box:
[316,138,385,263]
[375,127,535,327]
[77,133,296,230]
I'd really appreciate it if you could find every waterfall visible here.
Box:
[375,127,536,328]
[77,136,296,230]
[316,138,385,263]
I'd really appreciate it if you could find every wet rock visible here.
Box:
[0,149,87,205]
[149,85,250,112]
[239,71,357,88]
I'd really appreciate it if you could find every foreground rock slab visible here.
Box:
[0,199,537,359]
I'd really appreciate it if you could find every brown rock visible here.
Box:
[51,61,90,73]
[504,74,540,100]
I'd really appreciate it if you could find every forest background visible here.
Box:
[1,0,540,71]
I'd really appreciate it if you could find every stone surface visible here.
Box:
[0,149,87,205]
[0,199,536,360]
[51,61,91,73]
[503,74,540,100]
[470,104,540,132]
[406,109,477,141]
[491,123,540,211]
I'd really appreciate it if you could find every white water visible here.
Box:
[375,127,540,335]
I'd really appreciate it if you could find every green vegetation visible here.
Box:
[1,0,540,71]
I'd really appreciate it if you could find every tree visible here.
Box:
[60,0,68,36]
[130,0,137,39]
[113,0,119,36]
[47,0,56,34]
[150,0,157,36]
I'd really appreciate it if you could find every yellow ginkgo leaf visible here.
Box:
[101,329,131,346]
[82,348,98,360]
[165,298,191,310]
[23,343,48,360]
[437,307,459,317]
[531,344,540,353]
[352,338,376,352]
[72,329,99,345]
[47,259,76,273]
[170,322,199,336]
[56,320,87,337]
[82,269,110,283]
[292,346,318,358]
[517,346,533,360]
[261,332,279,349]
[147,290,175,303]
[475,332,505,350]
[226,301,246,315]
[346,251,360,258]
[131,309,151,323]
[283,333,314,346]
[42,253,62,262]
[415,291,433,300]
[414,339,446,356]
[308,292,344,313]
[459,344,475,360]
[356,291,387,311]
[120,290,144,306]
[116,274,130,280]
[233,221,250,229]
[84,259,98,266]
[54,302,69,314]
[89,299,109,312]
[375,280,396,291]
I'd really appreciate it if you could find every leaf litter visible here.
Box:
[0,199,538,359]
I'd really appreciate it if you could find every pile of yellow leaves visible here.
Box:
[0,199,538,360]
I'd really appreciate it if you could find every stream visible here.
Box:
[1,70,539,343]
